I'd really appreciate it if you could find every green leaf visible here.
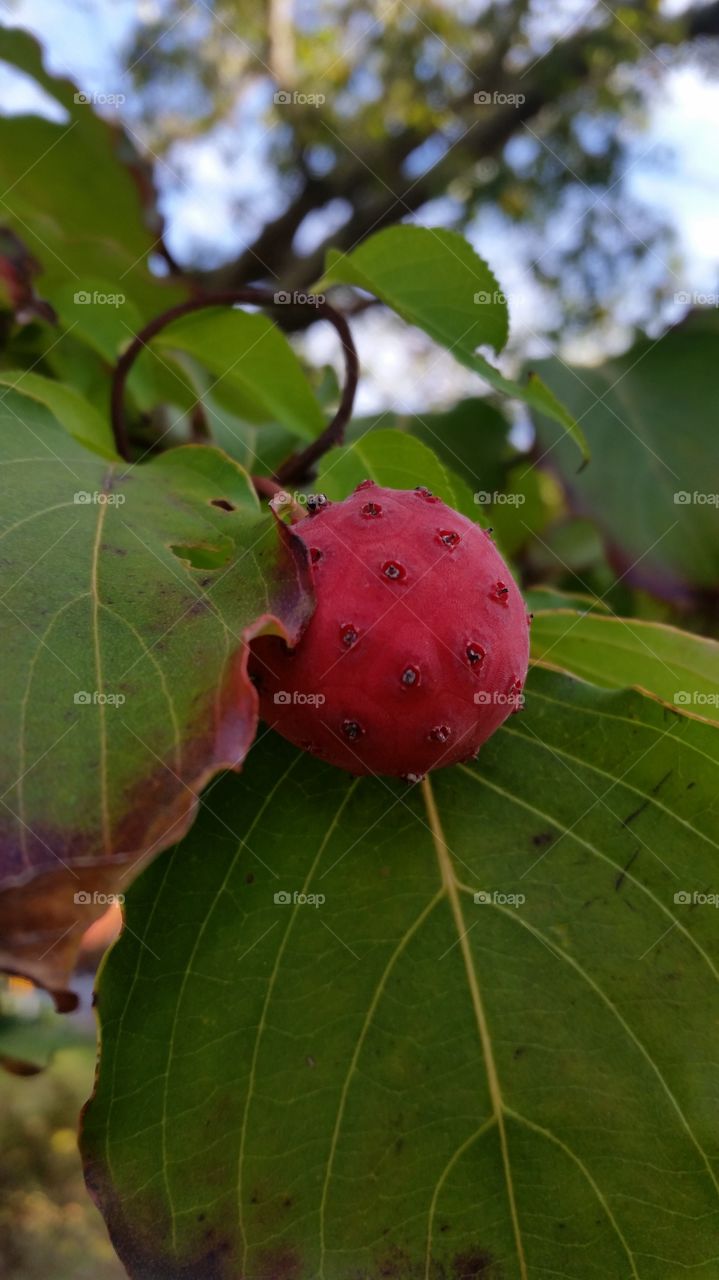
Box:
[479,461,559,559]
[531,611,719,723]
[49,281,146,365]
[50,281,199,416]
[314,428,478,519]
[405,397,513,494]
[323,226,509,353]
[154,309,326,442]
[0,392,312,995]
[322,227,588,462]
[473,358,590,465]
[532,313,719,599]
[0,369,115,457]
[525,586,611,614]
[0,27,182,315]
[83,667,719,1278]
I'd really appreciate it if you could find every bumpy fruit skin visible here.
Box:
[250,483,529,778]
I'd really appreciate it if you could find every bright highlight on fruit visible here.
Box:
[250,483,530,779]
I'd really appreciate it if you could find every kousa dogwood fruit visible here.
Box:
[250,482,530,779]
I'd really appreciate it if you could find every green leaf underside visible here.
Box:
[322,227,588,462]
[531,611,719,723]
[532,314,719,597]
[0,368,116,458]
[154,310,326,441]
[0,392,312,991]
[315,429,478,520]
[84,667,719,1279]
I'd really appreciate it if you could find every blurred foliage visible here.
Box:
[0,1036,123,1280]
[118,0,716,340]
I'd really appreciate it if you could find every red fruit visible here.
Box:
[250,483,529,779]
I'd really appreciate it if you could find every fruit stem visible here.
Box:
[109,288,359,468]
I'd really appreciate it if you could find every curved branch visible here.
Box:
[110,288,358,474]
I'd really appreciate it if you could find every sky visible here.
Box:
[1,0,718,414]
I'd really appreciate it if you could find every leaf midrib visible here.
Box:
[422,776,528,1280]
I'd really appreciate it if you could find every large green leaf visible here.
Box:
[322,227,588,462]
[532,312,719,600]
[83,667,719,1278]
[531,610,719,723]
[0,392,312,996]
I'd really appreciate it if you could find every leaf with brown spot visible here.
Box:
[0,391,313,998]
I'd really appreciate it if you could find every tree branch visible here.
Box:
[192,4,718,302]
